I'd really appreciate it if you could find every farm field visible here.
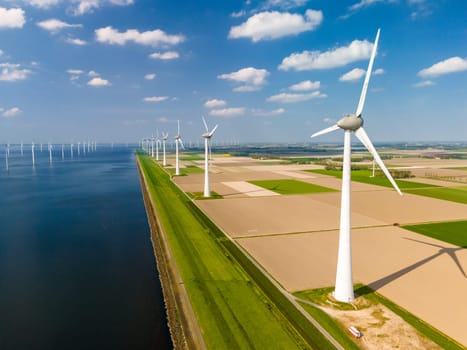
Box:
[405,186,467,204]
[403,220,467,247]
[249,179,337,195]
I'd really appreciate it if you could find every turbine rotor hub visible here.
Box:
[337,114,363,131]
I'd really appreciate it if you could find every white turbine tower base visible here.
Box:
[174,121,184,176]
[310,29,402,303]
[202,116,219,197]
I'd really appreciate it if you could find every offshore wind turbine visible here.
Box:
[162,132,168,166]
[48,142,53,164]
[174,120,184,176]
[31,142,35,167]
[310,29,402,303]
[202,116,218,197]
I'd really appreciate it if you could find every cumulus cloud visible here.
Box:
[209,107,245,117]
[373,68,384,75]
[95,26,184,47]
[413,80,435,88]
[67,69,83,74]
[37,19,82,33]
[2,107,21,117]
[72,0,134,15]
[149,51,179,60]
[0,7,26,28]
[279,39,373,71]
[339,68,365,82]
[144,73,156,80]
[418,56,467,78]
[289,80,320,91]
[267,91,326,103]
[218,67,269,92]
[65,37,87,45]
[143,96,169,102]
[229,9,322,42]
[0,63,31,81]
[204,99,226,108]
[251,108,285,116]
[24,0,60,8]
[88,70,99,77]
[87,77,110,86]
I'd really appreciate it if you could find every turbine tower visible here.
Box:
[174,120,184,176]
[202,116,218,197]
[162,132,168,166]
[155,129,161,161]
[310,29,402,302]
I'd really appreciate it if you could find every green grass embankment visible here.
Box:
[138,155,336,349]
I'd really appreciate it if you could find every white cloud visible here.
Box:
[279,39,373,71]
[158,116,169,123]
[65,37,87,45]
[72,0,134,15]
[251,108,285,116]
[218,67,269,92]
[209,107,245,117]
[231,10,246,18]
[267,91,326,103]
[143,96,168,102]
[149,51,179,60]
[24,0,60,8]
[144,73,156,80]
[0,63,31,81]
[87,77,110,87]
[373,68,384,75]
[229,9,322,42]
[339,68,365,82]
[418,56,467,78]
[413,80,435,88]
[67,69,83,75]
[88,70,99,77]
[95,26,184,47]
[204,99,226,108]
[0,7,26,28]
[289,80,320,91]
[37,19,82,33]
[2,107,21,117]
[349,0,391,11]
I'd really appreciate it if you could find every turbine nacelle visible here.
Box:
[337,114,363,131]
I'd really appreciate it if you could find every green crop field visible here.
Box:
[138,155,335,349]
[308,169,436,189]
[249,179,337,195]
[167,164,204,175]
[180,153,204,161]
[405,186,467,205]
[403,220,467,247]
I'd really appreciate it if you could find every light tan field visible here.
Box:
[175,154,467,346]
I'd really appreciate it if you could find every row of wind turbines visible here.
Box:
[142,117,218,198]
[143,29,402,304]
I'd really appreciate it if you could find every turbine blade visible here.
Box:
[202,116,209,132]
[177,120,180,135]
[311,124,340,138]
[355,127,402,195]
[209,124,219,137]
[355,28,380,117]
[179,138,185,150]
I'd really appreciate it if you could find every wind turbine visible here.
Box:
[202,116,218,197]
[310,29,402,303]
[174,120,184,176]
[162,132,168,166]
[155,130,161,161]
[31,142,35,167]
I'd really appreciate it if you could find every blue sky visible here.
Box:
[0,0,466,143]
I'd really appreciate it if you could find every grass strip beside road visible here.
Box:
[138,155,335,349]
[249,179,337,195]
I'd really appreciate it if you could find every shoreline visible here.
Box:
[136,155,206,350]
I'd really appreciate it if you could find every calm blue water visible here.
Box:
[0,146,172,350]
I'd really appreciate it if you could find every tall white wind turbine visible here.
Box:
[202,116,218,197]
[310,29,402,303]
[155,129,161,161]
[162,132,168,166]
[174,120,184,176]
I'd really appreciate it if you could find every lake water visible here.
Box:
[0,145,172,350]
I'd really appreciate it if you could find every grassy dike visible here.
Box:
[137,154,336,349]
